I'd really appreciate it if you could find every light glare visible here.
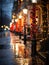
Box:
[32,0,37,3]
[15,19,18,22]
[10,22,12,27]
[23,9,28,14]
[19,15,22,19]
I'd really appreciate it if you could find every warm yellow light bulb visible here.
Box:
[21,0,23,2]
[32,0,37,3]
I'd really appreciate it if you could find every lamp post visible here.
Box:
[12,14,16,23]
[23,8,28,58]
[19,15,22,39]
[12,14,16,32]
[15,19,18,34]
[23,8,28,45]
[31,0,37,64]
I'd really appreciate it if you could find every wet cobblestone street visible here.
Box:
[0,31,45,65]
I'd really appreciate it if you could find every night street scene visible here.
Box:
[0,0,49,65]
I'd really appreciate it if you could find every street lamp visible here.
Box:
[12,14,16,32]
[19,15,22,39]
[23,8,28,58]
[23,8,28,45]
[12,14,16,22]
[31,0,37,64]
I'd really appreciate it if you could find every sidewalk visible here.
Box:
[0,31,16,65]
[0,31,45,65]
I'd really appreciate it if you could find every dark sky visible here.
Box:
[0,0,14,26]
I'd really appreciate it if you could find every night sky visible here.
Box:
[0,0,14,26]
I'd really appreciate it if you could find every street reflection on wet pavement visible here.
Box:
[0,31,32,65]
[0,31,45,65]
[10,32,32,65]
[0,31,16,65]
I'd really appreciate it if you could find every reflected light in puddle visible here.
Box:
[15,44,19,55]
